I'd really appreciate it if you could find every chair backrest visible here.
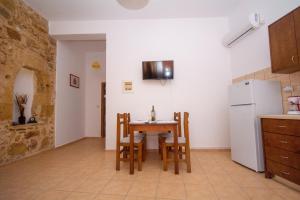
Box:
[183,112,190,141]
[116,113,128,143]
[174,112,182,137]
[125,113,131,137]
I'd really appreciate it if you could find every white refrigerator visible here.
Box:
[229,80,282,172]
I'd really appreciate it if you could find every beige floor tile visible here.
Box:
[213,186,249,200]
[34,190,71,200]
[157,182,185,200]
[101,180,133,195]
[275,188,300,200]
[159,171,184,184]
[53,177,86,191]
[0,188,41,200]
[125,195,155,200]
[207,172,237,187]
[182,173,208,184]
[65,192,97,200]
[242,187,283,200]
[185,183,218,200]
[94,194,125,200]
[74,178,109,193]
[127,181,157,197]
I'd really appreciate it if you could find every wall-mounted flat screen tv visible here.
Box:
[142,60,174,80]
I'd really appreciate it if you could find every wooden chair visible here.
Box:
[158,112,182,158]
[116,113,144,171]
[127,113,147,161]
[162,112,191,173]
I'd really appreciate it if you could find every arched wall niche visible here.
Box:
[12,67,37,124]
[1,60,54,124]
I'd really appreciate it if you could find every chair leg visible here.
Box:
[158,136,162,156]
[179,146,183,159]
[162,143,168,171]
[142,136,147,161]
[185,144,191,173]
[138,143,142,171]
[123,147,128,159]
[116,145,121,171]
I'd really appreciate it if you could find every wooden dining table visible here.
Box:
[128,120,179,175]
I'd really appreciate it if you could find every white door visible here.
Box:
[229,104,259,171]
[229,80,255,106]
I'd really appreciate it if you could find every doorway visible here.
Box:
[101,82,106,138]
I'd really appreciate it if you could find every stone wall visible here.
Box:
[0,0,56,165]
[233,68,300,114]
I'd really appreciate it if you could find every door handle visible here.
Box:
[292,56,296,64]
[280,156,289,159]
[278,125,286,128]
[279,140,288,144]
[280,171,290,175]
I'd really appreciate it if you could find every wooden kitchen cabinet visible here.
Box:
[269,7,300,73]
[261,117,300,185]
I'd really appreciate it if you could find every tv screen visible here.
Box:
[142,60,174,80]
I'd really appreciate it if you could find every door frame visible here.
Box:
[100,82,106,138]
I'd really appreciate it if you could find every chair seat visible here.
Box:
[121,137,143,144]
[159,132,172,138]
[134,132,145,138]
[165,136,186,144]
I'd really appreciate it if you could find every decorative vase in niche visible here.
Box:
[18,115,26,124]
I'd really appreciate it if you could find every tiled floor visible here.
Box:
[0,138,299,200]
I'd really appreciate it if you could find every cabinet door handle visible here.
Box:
[279,140,288,144]
[280,156,289,159]
[292,56,295,63]
[280,171,290,175]
[278,125,286,128]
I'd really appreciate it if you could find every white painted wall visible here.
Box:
[55,41,86,147]
[13,68,35,123]
[50,18,232,150]
[228,0,300,78]
[85,50,106,137]
[55,40,106,146]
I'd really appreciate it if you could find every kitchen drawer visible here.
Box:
[265,146,300,169]
[262,119,300,136]
[266,159,300,185]
[264,132,300,152]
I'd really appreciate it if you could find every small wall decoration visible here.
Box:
[70,74,80,88]
[91,61,101,70]
[123,80,133,93]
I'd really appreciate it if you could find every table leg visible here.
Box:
[129,126,134,174]
[173,125,179,174]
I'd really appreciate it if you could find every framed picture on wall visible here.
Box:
[70,74,80,88]
[122,80,133,93]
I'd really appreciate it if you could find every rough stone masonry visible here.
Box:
[0,0,56,165]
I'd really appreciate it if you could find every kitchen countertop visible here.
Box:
[259,114,300,120]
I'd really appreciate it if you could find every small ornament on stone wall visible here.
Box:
[15,94,28,124]
[28,116,37,123]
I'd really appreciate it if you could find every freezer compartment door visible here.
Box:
[229,104,260,171]
[229,80,255,106]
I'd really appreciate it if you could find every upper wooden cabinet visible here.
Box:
[269,7,300,74]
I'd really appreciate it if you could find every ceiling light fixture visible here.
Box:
[116,0,149,10]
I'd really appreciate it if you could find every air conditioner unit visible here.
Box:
[223,13,264,48]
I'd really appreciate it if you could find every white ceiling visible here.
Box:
[24,0,241,21]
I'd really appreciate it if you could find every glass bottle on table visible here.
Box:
[151,105,156,121]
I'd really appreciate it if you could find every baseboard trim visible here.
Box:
[191,147,231,152]
[55,137,86,149]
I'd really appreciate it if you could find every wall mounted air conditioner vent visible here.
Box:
[223,13,264,48]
